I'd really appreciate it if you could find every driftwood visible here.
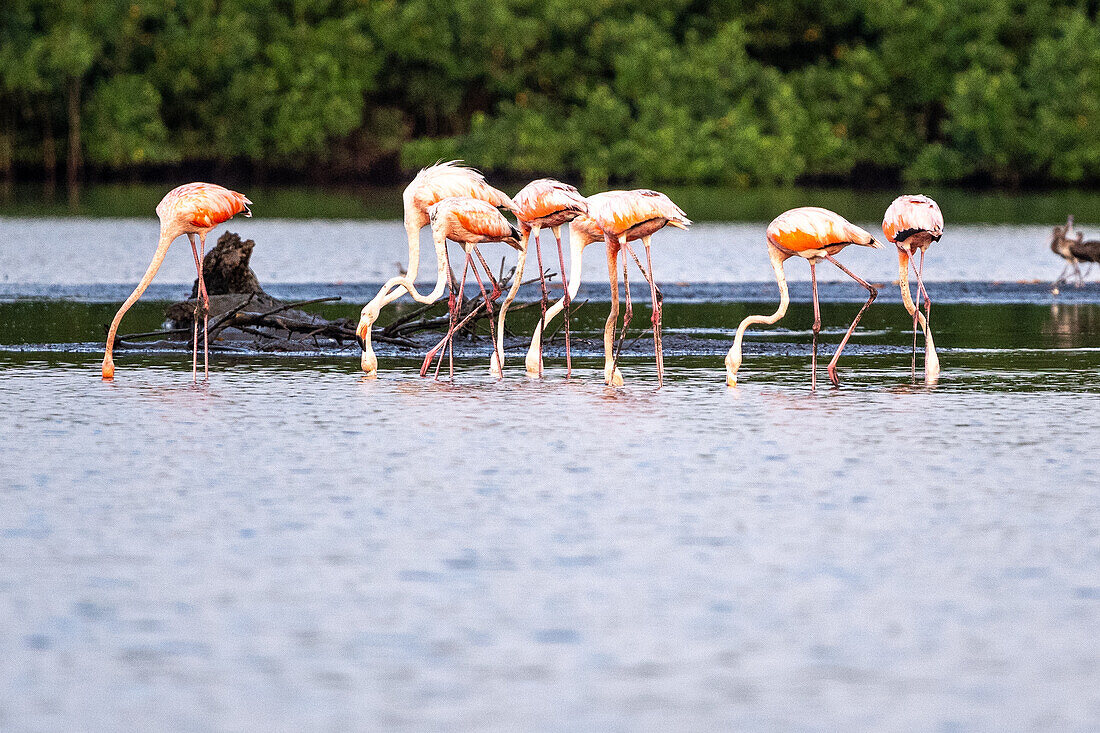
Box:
[111,233,553,352]
[190,231,264,297]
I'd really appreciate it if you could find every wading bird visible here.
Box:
[883,194,943,382]
[521,190,690,386]
[492,179,588,378]
[356,161,516,376]
[726,207,881,389]
[102,182,252,381]
[590,190,690,387]
[1051,215,1100,289]
[355,196,521,378]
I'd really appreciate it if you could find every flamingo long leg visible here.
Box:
[199,232,210,379]
[435,242,460,380]
[642,237,663,383]
[603,239,622,386]
[552,225,572,377]
[622,240,662,387]
[824,254,877,387]
[910,255,920,377]
[810,259,820,391]
[446,242,457,379]
[526,234,584,377]
[188,234,201,382]
[425,299,488,374]
[531,226,547,375]
[470,247,502,370]
[611,243,633,381]
[1054,262,1071,289]
[422,249,470,378]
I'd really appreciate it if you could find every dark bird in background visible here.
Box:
[1052,215,1100,291]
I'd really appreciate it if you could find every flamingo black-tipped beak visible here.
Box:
[355,334,365,351]
[355,320,368,351]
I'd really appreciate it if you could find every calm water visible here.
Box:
[2,212,1100,731]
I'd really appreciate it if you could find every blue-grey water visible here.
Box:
[2,216,1099,731]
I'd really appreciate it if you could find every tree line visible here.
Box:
[1,0,1098,192]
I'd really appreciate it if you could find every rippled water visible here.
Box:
[2,216,1099,730]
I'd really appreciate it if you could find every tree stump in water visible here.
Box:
[190,231,264,298]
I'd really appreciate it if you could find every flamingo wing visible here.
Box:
[513,179,588,222]
[768,207,879,252]
[883,195,943,243]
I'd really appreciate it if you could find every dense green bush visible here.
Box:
[0,0,1097,187]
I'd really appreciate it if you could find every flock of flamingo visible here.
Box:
[100,162,944,389]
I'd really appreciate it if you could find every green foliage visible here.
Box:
[85,75,174,166]
[3,0,1099,186]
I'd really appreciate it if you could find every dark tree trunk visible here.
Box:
[43,106,57,196]
[66,77,81,208]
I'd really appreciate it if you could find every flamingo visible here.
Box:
[725,207,881,389]
[357,161,515,376]
[491,179,588,378]
[883,194,943,383]
[102,182,252,382]
[590,190,691,387]
[397,196,522,378]
[521,190,691,386]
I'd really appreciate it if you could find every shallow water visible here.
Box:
[2,212,1100,730]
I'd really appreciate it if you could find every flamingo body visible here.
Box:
[429,197,522,246]
[512,179,588,227]
[102,183,251,381]
[768,206,877,255]
[590,189,691,238]
[158,182,252,230]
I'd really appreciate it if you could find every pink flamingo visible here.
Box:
[883,194,943,382]
[492,179,588,378]
[589,190,691,387]
[725,207,881,389]
[102,182,251,381]
[357,161,515,376]
[411,197,522,377]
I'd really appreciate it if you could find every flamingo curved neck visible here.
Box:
[726,246,789,384]
[103,227,177,377]
[897,249,940,382]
